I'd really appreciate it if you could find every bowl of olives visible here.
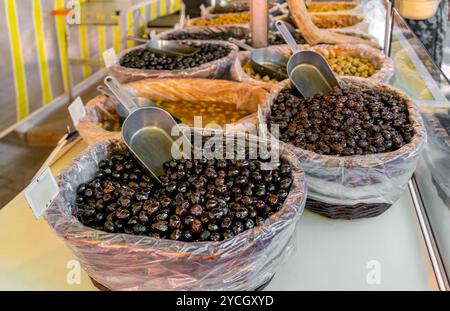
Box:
[46,130,306,290]
[157,25,306,47]
[231,43,393,90]
[108,40,238,83]
[308,12,368,31]
[420,106,450,205]
[187,12,251,27]
[306,1,360,13]
[264,77,427,219]
[298,44,394,82]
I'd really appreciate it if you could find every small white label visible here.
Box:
[68,97,85,126]
[103,48,117,68]
[24,167,59,219]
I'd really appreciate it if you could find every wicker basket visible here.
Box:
[230,44,394,91]
[263,77,427,219]
[46,133,307,290]
[420,106,450,208]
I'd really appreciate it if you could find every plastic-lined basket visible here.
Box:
[108,40,238,83]
[263,77,427,219]
[77,78,268,144]
[230,44,394,91]
[45,131,307,291]
[420,106,450,207]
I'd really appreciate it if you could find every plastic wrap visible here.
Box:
[263,77,427,207]
[44,133,307,291]
[77,78,268,144]
[420,106,450,202]
[108,40,238,83]
[230,44,394,90]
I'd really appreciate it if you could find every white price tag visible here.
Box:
[103,48,117,68]
[24,167,59,219]
[68,97,85,126]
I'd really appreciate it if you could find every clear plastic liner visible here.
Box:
[108,40,239,83]
[230,44,394,90]
[77,78,268,144]
[263,77,427,206]
[44,132,307,291]
[420,106,450,198]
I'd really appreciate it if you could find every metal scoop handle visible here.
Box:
[228,38,254,51]
[104,76,137,113]
[275,21,301,54]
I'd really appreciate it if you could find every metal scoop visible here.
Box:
[104,76,190,183]
[229,38,288,81]
[127,36,198,57]
[275,21,339,98]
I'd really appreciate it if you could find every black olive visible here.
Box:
[115,209,130,220]
[152,221,169,233]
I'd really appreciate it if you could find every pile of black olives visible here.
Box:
[120,42,231,71]
[75,147,293,242]
[269,86,415,156]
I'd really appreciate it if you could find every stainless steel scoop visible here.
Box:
[127,36,199,57]
[104,76,190,183]
[275,21,339,98]
[229,38,288,81]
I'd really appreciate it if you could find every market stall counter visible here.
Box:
[0,139,438,290]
